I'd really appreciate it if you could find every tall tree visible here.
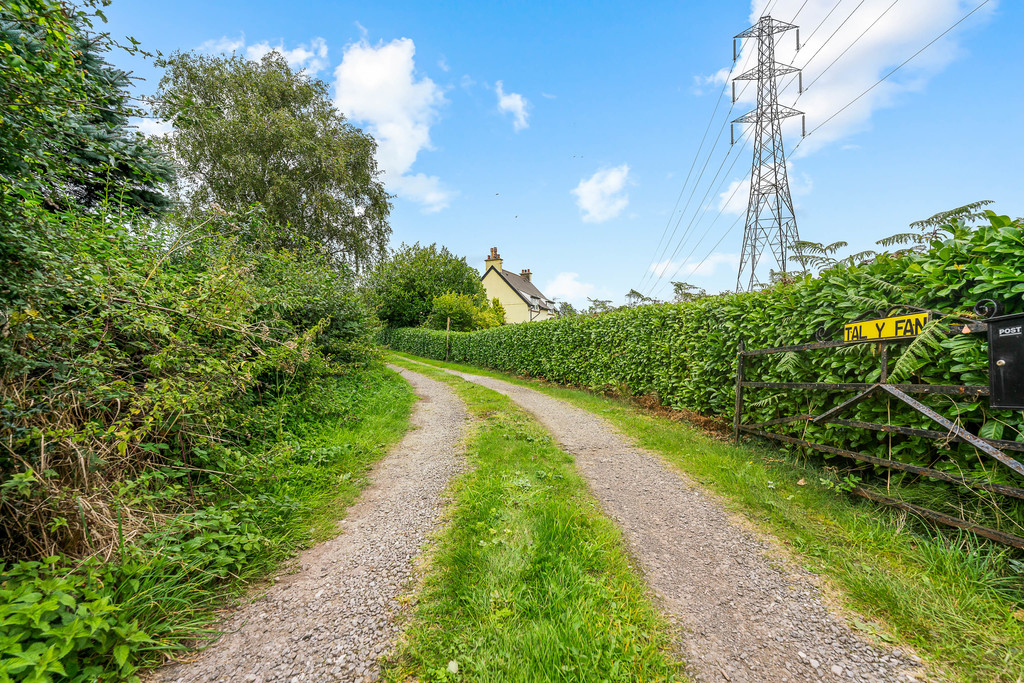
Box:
[153,51,391,268]
[365,243,485,328]
[0,0,174,214]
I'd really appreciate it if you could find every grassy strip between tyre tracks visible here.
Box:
[390,352,1024,683]
[384,357,685,683]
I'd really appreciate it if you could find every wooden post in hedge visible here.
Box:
[445,317,451,362]
[734,339,745,444]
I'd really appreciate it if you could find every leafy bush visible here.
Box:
[1,4,391,680]
[364,242,486,328]
[426,293,505,332]
[1,204,376,562]
[383,211,1024,530]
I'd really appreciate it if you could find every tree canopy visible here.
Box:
[153,50,391,268]
[0,0,174,215]
[365,242,486,328]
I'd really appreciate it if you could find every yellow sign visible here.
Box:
[843,312,930,343]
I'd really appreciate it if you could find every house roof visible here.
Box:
[485,266,556,312]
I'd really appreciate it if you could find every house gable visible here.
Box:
[481,264,556,323]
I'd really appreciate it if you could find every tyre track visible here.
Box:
[151,366,466,683]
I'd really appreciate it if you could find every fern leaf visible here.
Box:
[858,272,905,296]
[848,293,890,310]
[910,200,993,229]
[876,232,923,248]
[887,318,948,383]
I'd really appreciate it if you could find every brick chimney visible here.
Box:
[484,247,503,272]
[520,269,532,282]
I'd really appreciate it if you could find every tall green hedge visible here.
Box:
[383,212,1024,500]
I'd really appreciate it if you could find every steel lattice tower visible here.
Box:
[732,16,804,292]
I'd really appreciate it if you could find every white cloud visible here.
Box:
[571,164,630,223]
[716,161,812,216]
[437,55,450,72]
[651,252,740,280]
[495,81,530,131]
[134,117,173,137]
[717,176,750,216]
[544,272,596,308]
[246,37,329,76]
[541,92,557,100]
[200,35,245,54]
[200,34,330,76]
[725,0,995,155]
[334,38,453,212]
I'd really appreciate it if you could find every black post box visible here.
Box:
[988,312,1024,409]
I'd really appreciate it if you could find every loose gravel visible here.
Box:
[419,361,930,683]
[150,366,466,683]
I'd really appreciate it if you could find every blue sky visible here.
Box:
[105,0,1022,307]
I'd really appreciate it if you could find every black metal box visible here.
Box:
[988,312,1024,410]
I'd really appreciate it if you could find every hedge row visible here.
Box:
[382,212,1024,495]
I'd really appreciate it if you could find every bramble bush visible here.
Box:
[1,3,388,679]
[383,210,1024,533]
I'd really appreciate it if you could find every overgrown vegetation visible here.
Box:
[382,209,1024,536]
[394,353,1024,683]
[384,358,683,682]
[1,367,413,681]
[1,2,401,680]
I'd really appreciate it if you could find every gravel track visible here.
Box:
[151,366,466,683]
[416,360,929,683]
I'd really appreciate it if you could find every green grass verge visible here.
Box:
[1,365,414,683]
[384,356,684,683]
[390,352,1024,683]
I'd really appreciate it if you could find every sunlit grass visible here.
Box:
[384,357,684,682]
[392,352,1024,683]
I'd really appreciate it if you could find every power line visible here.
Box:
[643,130,749,297]
[798,0,991,144]
[778,0,900,102]
[795,0,868,78]
[642,136,744,296]
[640,105,736,290]
[673,213,745,289]
[637,80,729,290]
[656,0,992,296]
[796,0,845,51]
[773,0,852,98]
[639,39,763,288]
[655,2,854,295]
[653,158,751,298]
[789,0,811,24]
[804,0,900,92]
[647,125,754,298]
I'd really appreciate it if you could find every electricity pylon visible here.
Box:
[731,15,804,292]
